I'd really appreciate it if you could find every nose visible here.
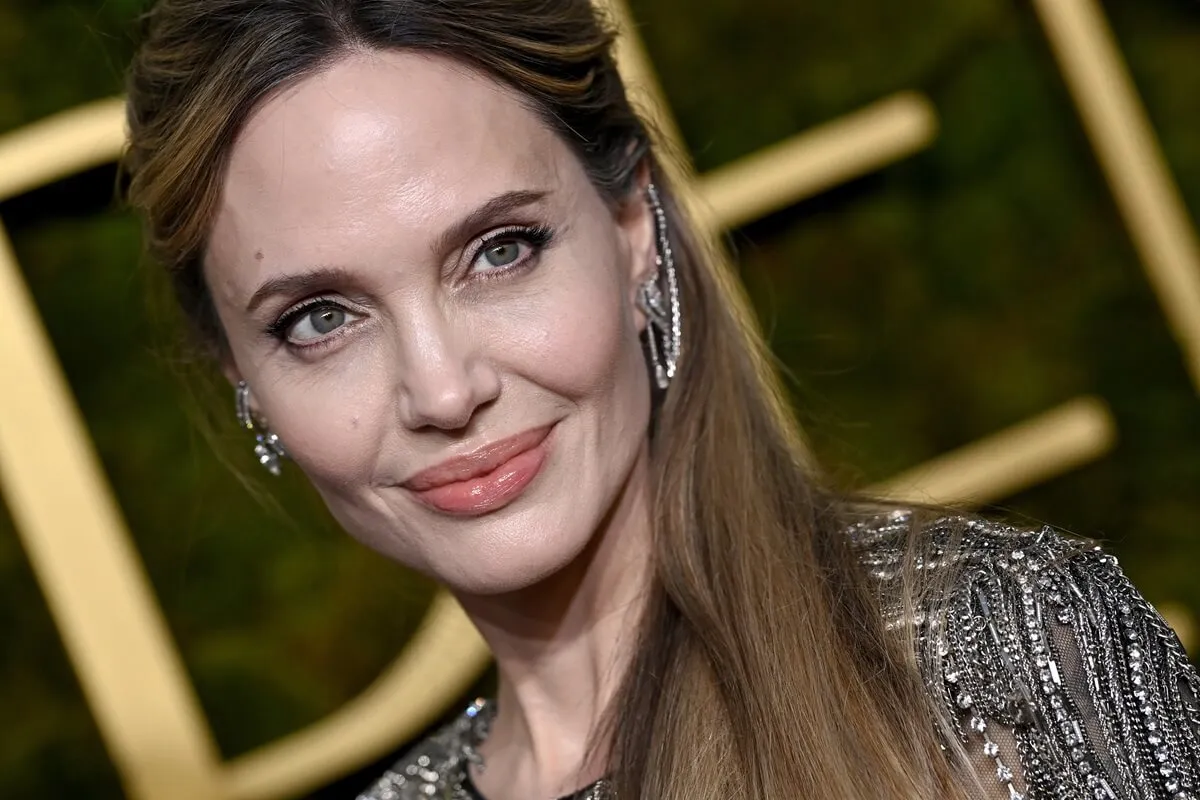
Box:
[395,313,501,431]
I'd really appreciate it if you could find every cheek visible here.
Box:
[501,261,645,405]
[256,349,394,483]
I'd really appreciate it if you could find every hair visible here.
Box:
[124,2,970,797]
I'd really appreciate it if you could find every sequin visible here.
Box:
[357,514,1200,800]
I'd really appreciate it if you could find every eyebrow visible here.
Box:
[245,266,359,313]
[430,188,550,258]
[244,189,551,314]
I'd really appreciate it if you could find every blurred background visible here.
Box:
[1,0,1198,796]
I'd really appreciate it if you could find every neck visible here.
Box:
[454,447,654,799]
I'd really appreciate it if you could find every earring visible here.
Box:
[235,380,287,476]
[636,182,682,390]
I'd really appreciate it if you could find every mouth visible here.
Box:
[403,424,555,516]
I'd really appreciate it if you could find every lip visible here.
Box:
[403,424,554,516]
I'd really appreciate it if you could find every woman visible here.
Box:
[122,1,1200,798]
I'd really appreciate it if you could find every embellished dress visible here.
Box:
[358,513,1200,799]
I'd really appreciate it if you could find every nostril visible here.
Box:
[396,339,500,431]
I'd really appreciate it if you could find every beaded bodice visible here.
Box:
[357,513,1200,799]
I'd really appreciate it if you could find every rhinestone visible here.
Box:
[984,741,1000,758]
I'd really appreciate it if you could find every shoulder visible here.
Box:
[356,700,488,800]
[855,510,1200,799]
[849,509,1086,624]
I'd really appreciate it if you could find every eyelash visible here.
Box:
[265,295,350,345]
[264,223,556,349]
[467,224,555,278]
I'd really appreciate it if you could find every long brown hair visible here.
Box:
[124,1,966,797]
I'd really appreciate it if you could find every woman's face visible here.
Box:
[205,51,657,594]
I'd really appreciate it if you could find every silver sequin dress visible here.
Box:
[358,513,1200,799]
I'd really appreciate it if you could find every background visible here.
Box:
[2,0,1198,796]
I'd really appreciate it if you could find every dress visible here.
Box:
[357,512,1200,799]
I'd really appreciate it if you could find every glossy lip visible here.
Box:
[402,424,555,516]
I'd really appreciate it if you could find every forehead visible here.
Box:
[210,50,572,278]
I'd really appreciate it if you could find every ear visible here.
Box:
[219,356,260,421]
[220,355,244,391]
[616,160,656,331]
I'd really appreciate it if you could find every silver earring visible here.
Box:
[636,182,682,390]
[235,380,287,476]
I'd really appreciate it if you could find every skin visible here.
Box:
[206,50,660,798]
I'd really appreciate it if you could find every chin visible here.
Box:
[432,508,604,597]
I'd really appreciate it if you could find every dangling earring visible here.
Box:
[235,380,287,476]
[636,182,682,390]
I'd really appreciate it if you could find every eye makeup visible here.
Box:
[261,222,558,351]
[464,223,555,279]
[265,295,365,350]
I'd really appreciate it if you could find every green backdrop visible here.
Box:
[1,0,1198,796]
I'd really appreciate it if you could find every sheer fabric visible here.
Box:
[861,513,1200,800]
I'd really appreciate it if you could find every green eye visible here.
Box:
[468,225,554,276]
[482,240,523,268]
[309,307,345,334]
[286,304,357,343]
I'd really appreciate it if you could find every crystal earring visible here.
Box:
[636,182,682,390]
[235,380,287,476]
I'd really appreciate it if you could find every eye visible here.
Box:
[473,237,532,273]
[279,302,364,344]
[467,225,554,277]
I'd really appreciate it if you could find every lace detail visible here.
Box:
[360,513,1200,799]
